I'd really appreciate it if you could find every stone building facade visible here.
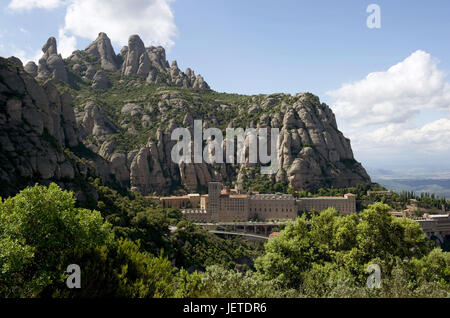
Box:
[249,194,298,221]
[297,194,356,216]
[160,194,200,209]
[416,214,450,243]
[179,182,357,223]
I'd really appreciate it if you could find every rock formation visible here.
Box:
[120,34,210,89]
[24,61,38,77]
[85,32,120,72]
[25,33,210,91]
[92,70,111,89]
[76,100,117,143]
[36,37,68,82]
[0,57,111,198]
[2,32,371,197]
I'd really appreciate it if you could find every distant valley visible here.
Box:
[368,167,450,198]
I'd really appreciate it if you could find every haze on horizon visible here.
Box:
[1,0,450,179]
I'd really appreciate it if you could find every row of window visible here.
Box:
[249,207,295,213]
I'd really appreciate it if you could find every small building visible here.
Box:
[416,214,450,243]
[160,194,200,209]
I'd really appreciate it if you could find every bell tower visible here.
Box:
[208,182,222,222]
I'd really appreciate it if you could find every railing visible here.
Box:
[209,230,269,241]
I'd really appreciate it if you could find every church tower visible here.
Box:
[208,182,222,222]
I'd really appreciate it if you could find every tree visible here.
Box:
[199,265,297,298]
[50,239,179,298]
[254,216,315,288]
[255,203,434,290]
[0,183,113,297]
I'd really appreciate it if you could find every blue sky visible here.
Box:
[170,0,450,96]
[1,0,450,177]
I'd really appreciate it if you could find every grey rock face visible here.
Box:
[0,57,110,197]
[121,103,143,117]
[147,46,169,71]
[36,37,68,82]
[110,153,130,185]
[72,63,83,73]
[76,100,117,142]
[92,70,111,89]
[24,61,38,77]
[122,34,148,77]
[192,75,210,90]
[84,65,97,80]
[119,34,210,89]
[85,32,120,72]
[33,32,211,90]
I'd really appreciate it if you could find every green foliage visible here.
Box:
[198,265,298,298]
[88,179,180,254]
[255,203,437,293]
[0,183,113,297]
[170,220,262,271]
[239,167,289,194]
[51,239,178,298]
[89,179,261,271]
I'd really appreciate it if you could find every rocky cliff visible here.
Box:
[0,57,112,199]
[2,32,371,196]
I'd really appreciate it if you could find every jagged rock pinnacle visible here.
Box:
[85,32,120,72]
[36,37,68,82]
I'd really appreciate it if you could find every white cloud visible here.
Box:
[8,0,177,56]
[8,0,64,11]
[327,50,450,161]
[18,49,41,64]
[63,0,177,48]
[57,28,77,58]
[10,48,42,64]
[328,50,450,127]
[351,119,450,153]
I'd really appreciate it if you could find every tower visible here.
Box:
[208,182,222,222]
[235,181,243,194]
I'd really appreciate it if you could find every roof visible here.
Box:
[160,196,190,200]
[250,194,294,200]
[428,214,450,219]
[300,197,348,200]
[229,195,248,199]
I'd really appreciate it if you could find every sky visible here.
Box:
[1,0,450,178]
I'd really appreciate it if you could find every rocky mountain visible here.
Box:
[0,56,113,200]
[1,32,371,197]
